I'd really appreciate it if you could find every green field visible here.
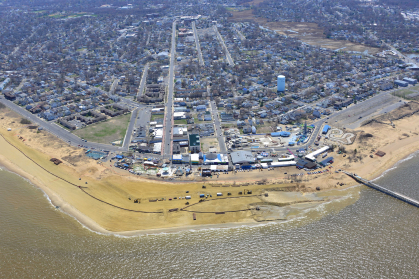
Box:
[174,119,188,125]
[151,114,163,121]
[393,85,419,99]
[73,113,131,144]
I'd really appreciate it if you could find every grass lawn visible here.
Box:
[193,117,207,124]
[221,124,235,129]
[151,114,163,121]
[174,119,188,125]
[73,113,131,144]
[393,85,419,99]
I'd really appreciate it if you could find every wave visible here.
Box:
[371,150,419,182]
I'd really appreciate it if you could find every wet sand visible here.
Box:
[1,103,419,235]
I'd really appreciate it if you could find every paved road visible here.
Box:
[233,25,246,41]
[385,43,418,67]
[162,21,177,160]
[1,75,150,155]
[132,107,151,134]
[213,25,234,66]
[235,88,401,154]
[0,98,126,152]
[330,93,403,129]
[64,76,142,110]
[209,100,227,153]
[109,78,119,95]
[192,21,204,66]
[122,107,139,149]
[136,63,149,101]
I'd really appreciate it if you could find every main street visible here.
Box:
[209,100,227,153]
[192,21,204,66]
[162,21,177,160]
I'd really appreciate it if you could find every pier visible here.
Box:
[343,171,419,208]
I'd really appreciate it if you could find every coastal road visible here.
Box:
[0,98,126,152]
[192,21,204,66]
[213,25,234,66]
[236,88,402,154]
[330,93,403,129]
[162,21,177,160]
[210,100,227,153]
[136,63,149,101]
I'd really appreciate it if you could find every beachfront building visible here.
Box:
[278,154,295,161]
[305,146,329,161]
[203,153,229,165]
[190,154,200,165]
[296,159,317,169]
[172,154,182,164]
[189,134,200,153]
[319,157,334,166]
[230,150,255,165]
[271,161,296,167]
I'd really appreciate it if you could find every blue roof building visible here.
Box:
[322,125,330,134]
[196,105,206,111]
[320,157,334,166]
[252,126,256,134]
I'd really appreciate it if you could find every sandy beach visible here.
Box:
[1,102,419,235]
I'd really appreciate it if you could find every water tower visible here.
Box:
[277,75,285,92]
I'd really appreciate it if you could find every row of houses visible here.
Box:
[59,110,107,130]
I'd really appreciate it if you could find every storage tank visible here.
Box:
[277,75,285,92]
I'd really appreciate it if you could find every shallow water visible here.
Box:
[1,152,419,278]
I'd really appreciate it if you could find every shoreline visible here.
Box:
[1,103,419,235]
[0,159,282,237]
[0,136,417,237]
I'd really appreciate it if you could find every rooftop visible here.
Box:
[189,134,200,147]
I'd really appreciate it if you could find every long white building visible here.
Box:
[271,161,296,167]
[305,146,329,161]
